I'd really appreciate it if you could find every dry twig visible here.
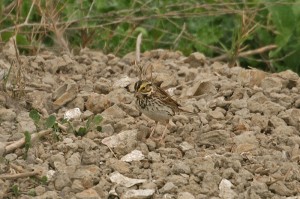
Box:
[0,169,42,180]
[209,44,277,62]
[4,129,52,155]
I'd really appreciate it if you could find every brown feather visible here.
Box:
[151,84,189,114]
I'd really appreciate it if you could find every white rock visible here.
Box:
[109,171,146,188]
[102,130,137,148]
[113,76,137,88]
[178,192,195,199]
[179,142,194,151]
[123,189,155,199]
[219,179,237,199]
[121,150,145,162]
[64,108,82,120]
[46,170,56,181]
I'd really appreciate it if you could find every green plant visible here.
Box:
[23,131,31,160]
[29,109,57,131]
[27,189,36,196]
[39,175,48,185]
[74,114,103,136]
[31,175,48,185]
[0,1,299,74]
[11,184,20,197]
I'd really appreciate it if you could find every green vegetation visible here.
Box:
[11,184,20,197]
[29,109,57,131]
[74,114,103,136]
[0,0,300,74]
[23,131,31,159]
[29,109,103,137]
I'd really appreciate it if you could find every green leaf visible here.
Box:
[28,189,37,196]
[269,4,295,47]
[40,176,48,185]
[134,27,148,37]
[16,34,30,46]
[75,127,87,136]
[45,115,56,128]
[24,131,31,149]
[29,110,40,123]
[24,131,31,159]
[1,32,14,42]
[11,184,20,196]
[96,126,102,132]
[52,123,59,132]
[92,115,103,125]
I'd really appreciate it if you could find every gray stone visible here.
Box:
[261,101,285,115]
[179,142,194,152]
[54,173,71,190]
[278,108,300,129]
[187,80,217,96]
[72,165,101,183]
[230,99,247,110]
[151,163,171,178]
[53,82,78,107]
[261,77,283,92]
[148,151,161,162]
[270,92,293,107]
[107,158,130,174]
[118,103,140,117]
[80,48,108,63]
[122,189,155,199]
[269,115,287,127]
[33,191,58,199]
[178,192,195,199]
[269,181,294,196]
[172,161,191,174]
[94,78,111,94]
[76,138,98,150]
[295,98,300,108]
[102,129,138,155]
[208,110,225,120]
[101,124,114,135]
[165,175,188,187]
[198,130,231,145]
[184,52,206,67]
[247,92,269,113]
[85,93,112,114]
[75,188,101,199]
[159,182,178,194]
[82,150,100,165]
[71,179,85,192]
[140,182,157,190]
[201,173,222,194]
[5,153,17,161]
[66,152,81,166]
[100,104,127,120]
[0,108,16,122]
[251,114,269,130]
[34,185,46,196]
[16,111,36,133]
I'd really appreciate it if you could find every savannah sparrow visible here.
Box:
[134,80,189,141]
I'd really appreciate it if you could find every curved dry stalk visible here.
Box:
[4,129,52,155]
[0,169,41,180]
[135,33,143,80]
[209,44,277,62]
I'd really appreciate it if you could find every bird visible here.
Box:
[134,79,192,142]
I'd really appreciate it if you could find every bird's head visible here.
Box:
[134,80,153,97]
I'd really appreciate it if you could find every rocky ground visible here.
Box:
[0,44,300,199]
